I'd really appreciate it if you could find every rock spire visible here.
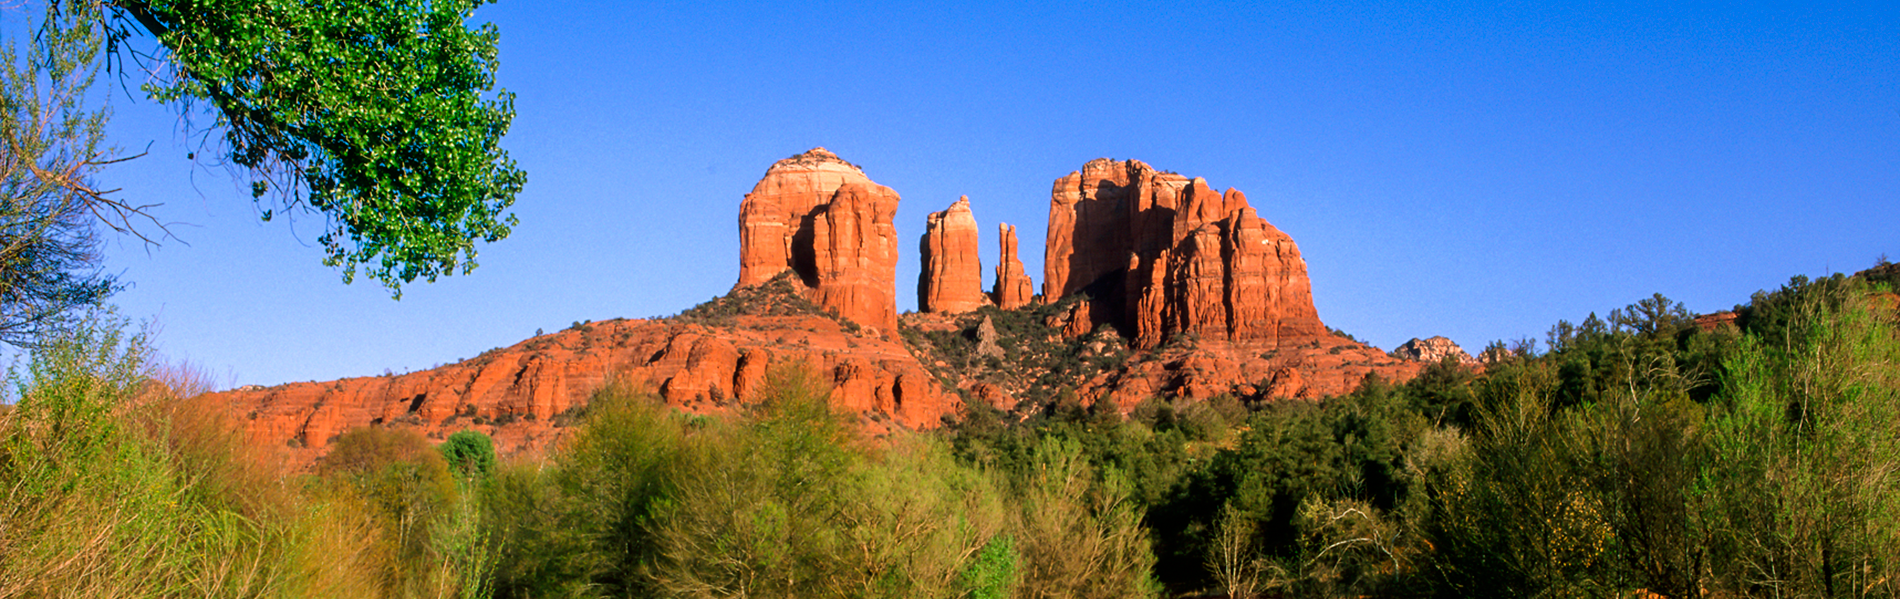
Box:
[992,223,1034,309]
[918,196,988,313]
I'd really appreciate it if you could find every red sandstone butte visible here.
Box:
[992,223,1035,310]
[736,148,901,334]
[1044,158,1325,350]
[918,196,988,313]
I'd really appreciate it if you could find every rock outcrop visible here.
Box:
[918,196,987,313]
[992,223,1034,309]
[1043,158,1324,349]
[902,302,1423,414]
[216,277,954,465]
[736,148,900,334]
[1693,312,1739,332]
[1390,336,1479,367]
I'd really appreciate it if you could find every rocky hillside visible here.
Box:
[219,274,951,459]
[211,148,1447,462]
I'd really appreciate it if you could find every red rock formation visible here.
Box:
[992,223,1034,309]
[214,296,955,466]
[1693,312,1739,332]
[736,148,900,334]
[1391,336,1479,367]
[219,152,1441,467]
[1043,159,1326,349]
[918,196,988,313]
[1044,159,1171,300]
[1104,335,1421,406]
[904,307,1421,414]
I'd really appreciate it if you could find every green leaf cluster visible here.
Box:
[100,0,524,294]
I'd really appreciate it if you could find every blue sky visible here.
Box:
[77,1,1900,387]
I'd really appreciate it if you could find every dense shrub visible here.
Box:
[439,429,497,479]
[1698,282,1900,596]
[0,316,383,597]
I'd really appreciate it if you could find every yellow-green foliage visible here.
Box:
[480,363,1162,599]
[1700,285,1900,597]
[9,273,1894,599]
[1007,437,1159,599]
[317,426,468,597]
[0,318,383,598]
[1419,358,1624,597]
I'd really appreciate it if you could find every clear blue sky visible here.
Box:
[86,1,1898,388]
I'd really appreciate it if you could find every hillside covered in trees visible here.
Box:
[2,262,1896,598]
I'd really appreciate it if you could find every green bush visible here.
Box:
[319,426,462,596]
[439,429,496,479]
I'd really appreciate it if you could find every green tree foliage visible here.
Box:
[439,428,495,479]
[481,377,687,597]
[41,0,524,295]
[1700,281,1900,596]
[0,4,124,345]
[9,268,1896,599]
[643,364,1017,599]
[1006,437,1160,599]
[1424,358,1621,596]
[481,366,1036,599]
[1423,294,1725,597]
[959,534,1021,599]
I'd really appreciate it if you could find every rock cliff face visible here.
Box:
[992,223,1034,310]
[918,196,987,314]
[217,277,953,464]
[736,148,900,334]
[1043,158,1324,349]
[1390,336,1479,367]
